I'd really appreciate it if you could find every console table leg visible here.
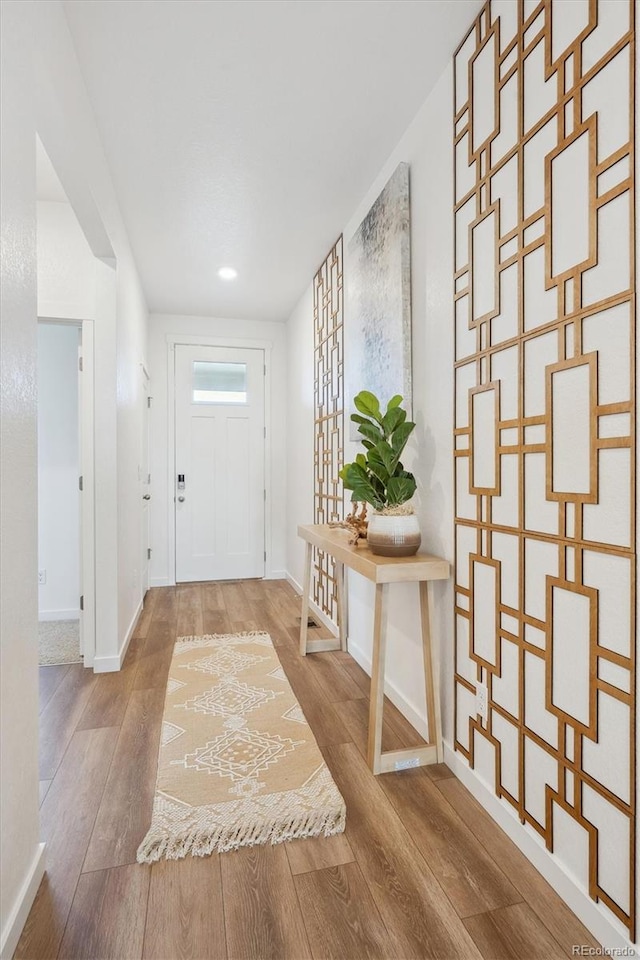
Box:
[367,582,387,774]
[336,561,347,652]
[299,541,312,656]
[419,580,443,763]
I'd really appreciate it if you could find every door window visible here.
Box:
[192,361,247,404]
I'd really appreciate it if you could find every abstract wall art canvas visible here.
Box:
[345,162,412,440]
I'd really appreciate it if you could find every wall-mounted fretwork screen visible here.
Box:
[313,237,344,621]
[453,0,636,939]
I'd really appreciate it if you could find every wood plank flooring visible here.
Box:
[17,579,600,959]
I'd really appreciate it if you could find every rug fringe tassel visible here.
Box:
[136,804,346,864]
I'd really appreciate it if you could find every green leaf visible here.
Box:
[366,448,390,486]
[381,405,406,436]
[357,421,384,445]
[386,475,416,505]
[348,463,370,485]
[374,440,396,475]
[361,439,375,451]
[350,482,385,511]
[387,395,403,410]
[339,463,369,490]
[338,465,355,490]
[350,413,371,425]
[390,420,415,455]
[354,390,382,422]
[355,453,367,469]
[370,473,385,494]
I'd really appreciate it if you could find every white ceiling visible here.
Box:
[63,0,480,321]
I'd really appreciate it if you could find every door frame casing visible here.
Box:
[36,316,96,668]
[165,334,274,586]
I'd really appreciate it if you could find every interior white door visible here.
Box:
[76,333,84,659]
[174,344,265,582]
[140,368,150,595]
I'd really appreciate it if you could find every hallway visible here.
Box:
[18,581,598,959]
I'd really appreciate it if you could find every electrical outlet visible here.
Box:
[476,682,488,721]
[38,569,46,585]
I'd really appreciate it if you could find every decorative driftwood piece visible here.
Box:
[329,502,368,545]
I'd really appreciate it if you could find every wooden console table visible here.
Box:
[297,524,450,775]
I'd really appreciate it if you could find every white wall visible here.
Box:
[116,256,150,650]
[37,322,80,620]
[285,286,315,586]
[148,313,287,586]
[1,1,148,953]
[286,66,455,742]
[0,3,43,954]
[345,66,457,743]
[36,195,149,670]
[284,30,638,954]
[37,200,96,319]
[451,2,637,948]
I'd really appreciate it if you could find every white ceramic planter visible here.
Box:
[367,511,421,557]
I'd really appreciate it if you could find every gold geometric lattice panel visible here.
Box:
[453,0,636,939]
[313,236,344,621]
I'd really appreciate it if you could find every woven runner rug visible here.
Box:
[137,631,346,863]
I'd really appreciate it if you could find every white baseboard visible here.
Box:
[443,742,636,953]
[285,571,339,638]
[0,842,46,960]
[284,572,304,595]
[93,598,142,674]
[92,654,120,673]
[149,576,171,588]
[38,608,80,622]
[149,574,288,587]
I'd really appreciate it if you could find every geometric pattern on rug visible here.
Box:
[137,631,346,863]
[176,677,283,719]
[161,721,185,746]
[179,648,269,678]
[175,634,272,656]
[38,619,82,666]
[282,704,306,725]
[178,718,303,784]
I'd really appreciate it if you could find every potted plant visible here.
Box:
[339,391,421,557]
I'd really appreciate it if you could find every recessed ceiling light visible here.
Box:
[218,266,237,281]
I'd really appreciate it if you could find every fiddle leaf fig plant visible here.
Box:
[339,391,417,511]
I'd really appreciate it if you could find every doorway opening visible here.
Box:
[36,320,95,669]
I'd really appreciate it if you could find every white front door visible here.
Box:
[174,344,265,582]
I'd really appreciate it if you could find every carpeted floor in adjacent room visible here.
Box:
[38,619,82,665]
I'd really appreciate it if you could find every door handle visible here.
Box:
[178,496,185,502]
[143,494,151,500]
